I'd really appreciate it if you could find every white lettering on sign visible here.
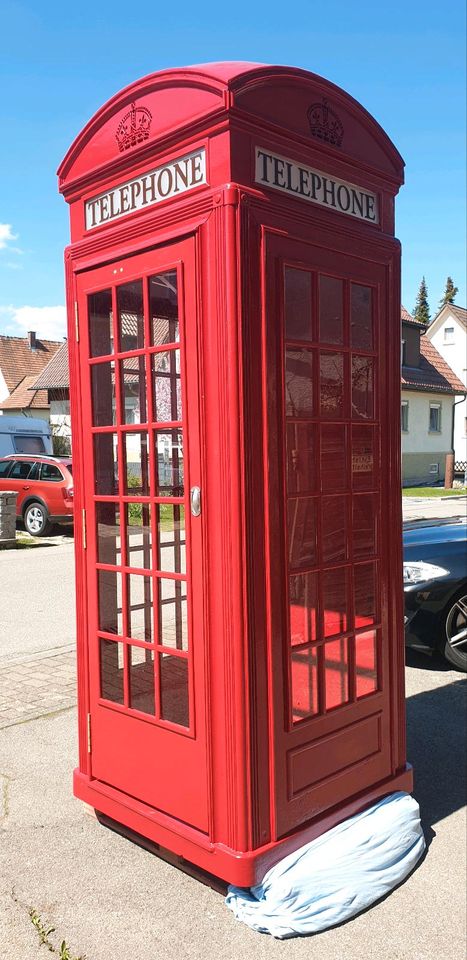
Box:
[255,147,379,224]
[85,149,207,229]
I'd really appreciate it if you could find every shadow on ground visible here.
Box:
[406,675,466,835]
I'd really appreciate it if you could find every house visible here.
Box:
[425,303,467,468]
[400,306,466,486]
[30,340,71,449]
[0,331,63,421]
[26,308,466,487]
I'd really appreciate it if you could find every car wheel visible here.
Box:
[24,502,51,537]
[441,589,467,672]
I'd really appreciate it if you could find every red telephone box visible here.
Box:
[59,62,412,886]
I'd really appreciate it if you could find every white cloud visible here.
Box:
[0,304,67,341]
[0,224,17,251]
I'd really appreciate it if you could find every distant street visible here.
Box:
[403,495,466,522]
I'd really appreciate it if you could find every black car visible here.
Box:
[403,515,467,672]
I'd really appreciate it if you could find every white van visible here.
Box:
[0,416,53,458]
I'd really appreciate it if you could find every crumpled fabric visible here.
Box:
[225,791,425,938]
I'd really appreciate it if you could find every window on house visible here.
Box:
[429,403,441,432]
[401,401,409,432]
[443,326,455,344]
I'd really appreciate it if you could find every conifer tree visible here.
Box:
[439,276,458,307]
[413,277,430,325]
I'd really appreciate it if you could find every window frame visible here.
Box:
[429,402,442,433]
[39,462,65,482]
[8,460,36,480]
[401,400,409,432]
[443,326,455,344]
[0,459,13,478]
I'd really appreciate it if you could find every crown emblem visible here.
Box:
[115,102,152,152]
[307,99,344,147]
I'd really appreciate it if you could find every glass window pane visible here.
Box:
[91,361,116,426]
[117,281,144,353]
[355,630,378,698]
[98,570,123,635]
[155,429,184,497]
[289,573,318,646]
[150,271,179,345]
[94,433,118,496]
[152,351,182,422]
[40,463,63,481]
[9,461,35,479]
[89,289,113,358]
[291,646,319,723]
[352,355,374,420]
[285,267,312,341]
[96,502,121,565]
[100,639,124,704]
[351,284,373,350]
[286,422,317,494]
[322,495,348,563]
[324,638,349,710]
[352,425,377,492]
[401,402,409,432]
[320,351,344,418]
[128,573,153,641]
[158,578,188,651]
[319,275,343,344]
[158,504,186,575]
[125,502,152,570]
[353,494,378,559]
[320,423,348,493]
[121,356,147,424]
[13,435,45,455]
[129,645,155,715]
[354,562,377,628]
[323,566,349,637]
[160,653,189,726]
[125,432,149,496]
[287,498,317,570]
[285,349,314,418]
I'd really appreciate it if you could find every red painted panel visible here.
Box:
[62,61,408,882]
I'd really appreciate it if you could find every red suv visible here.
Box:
[0,455,73,536]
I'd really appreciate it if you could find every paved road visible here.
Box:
[0,534,75,663]
[402,494,466,522]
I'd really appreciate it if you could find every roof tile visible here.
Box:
[0,335,63,393]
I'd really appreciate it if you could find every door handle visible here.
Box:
[23,485,30,490]
[190,486,201,517]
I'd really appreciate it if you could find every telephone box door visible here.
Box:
[265,233,398,838]
[76,238,208,833]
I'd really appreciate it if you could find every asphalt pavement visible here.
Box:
[0,506,466,960]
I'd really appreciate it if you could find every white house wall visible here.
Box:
[0,368,10,406]
[427,309,467,464]
[401,389,453,485]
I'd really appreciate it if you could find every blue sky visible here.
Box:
[0,0,465,340]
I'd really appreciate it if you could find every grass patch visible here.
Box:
[403,487,467,498]
[29,908,85,960]
[14,535,54,549]
[128,500,182,532]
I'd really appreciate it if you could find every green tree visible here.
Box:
[413,277,430,325]
[439,276,458,307]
